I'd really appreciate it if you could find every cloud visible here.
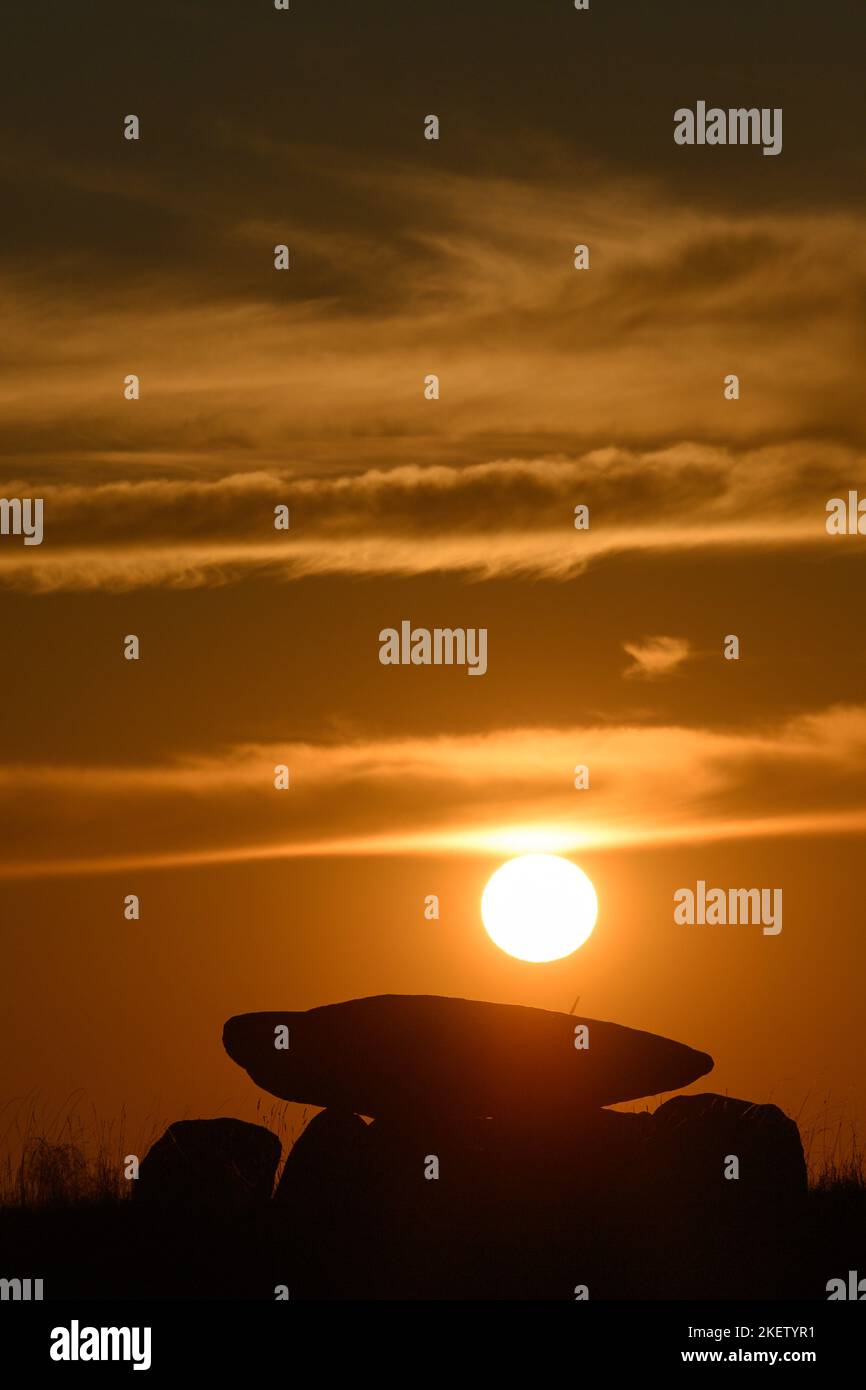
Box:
[0,441,850,590]
[2,704,866,878]
[623,636,691,681]
[0,156,864,598]
[2,158,866,481]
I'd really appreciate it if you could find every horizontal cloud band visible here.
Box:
[2,704,864,877]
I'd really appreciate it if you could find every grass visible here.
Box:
[0,1092,310,1209]
[796,1098,866,1192]
[1,1092,863,1210]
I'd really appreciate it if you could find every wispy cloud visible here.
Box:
[623,636,691,681]
[0,441,848,590]
[2,159,866,474]
[2,704,865,878]
[2,152,864,594]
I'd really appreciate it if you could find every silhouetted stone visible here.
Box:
[135,1118,280,1215]
[273,1108,377,1298]
[274,1108,369,1207]
[639,1093,808,1298]
[649,1092,807,1202]
[268,1093,811,1299]
[222,995,713,1119]
[216,996,823,1298]
[276,1106,663,1299]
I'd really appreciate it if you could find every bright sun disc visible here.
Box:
[481,853,598,962]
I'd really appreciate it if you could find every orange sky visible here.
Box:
[1,0,864,1177]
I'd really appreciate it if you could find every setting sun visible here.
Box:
[481,853,598,962]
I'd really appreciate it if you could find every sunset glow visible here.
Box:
[3,3,866,1280]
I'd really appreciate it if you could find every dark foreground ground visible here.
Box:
[2,1181,864,1301]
